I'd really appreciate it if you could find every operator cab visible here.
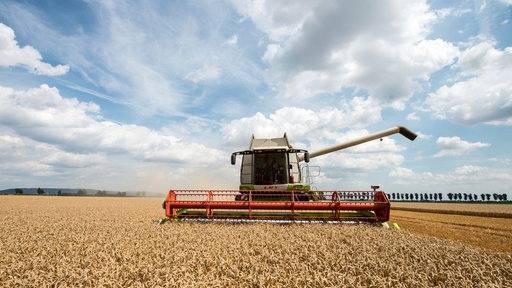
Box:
[230,133,309,190]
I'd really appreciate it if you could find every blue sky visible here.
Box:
[1,0,511,197]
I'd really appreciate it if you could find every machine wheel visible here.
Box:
[295,193,310,201]
[235,194,249,201]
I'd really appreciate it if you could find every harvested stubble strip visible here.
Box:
[391,202,512,216]
[1,196,511,287]
[392,206,512,218]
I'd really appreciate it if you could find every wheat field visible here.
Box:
[1,196,511,287]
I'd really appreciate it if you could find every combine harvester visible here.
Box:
[163,126,417,223]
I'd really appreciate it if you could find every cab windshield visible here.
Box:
[254,153,287,185]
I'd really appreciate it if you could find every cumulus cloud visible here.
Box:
[235,0,458,107]
[321,152,405,171]
[434,136,490,157]
[390,165,511,190]
[221,96,382,146]
[389,166,432,179]
[426,41,512,125]
[0,132,104,180]
[0,85,224,165]
[0,127,234,191]
[231,0,317,41]
[0,23,69,76]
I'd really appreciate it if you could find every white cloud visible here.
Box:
[0,23,69,76]
[434,136,490,157]
[0,132,104,180]
[390,165,512,191]
[225,34,238,46]
[426,41,512,125]
[416,132,432,140]
[489,157,511,165]
[407,113,420,121]
[231,0,317,41]
[0,85,224,165]
[239,0,458,107]
[184,63,222,83]
[320,152,405,170]
[390,166,433,179]
[221,96,382,147]
[453,165,485,175]
[0,84,236,191]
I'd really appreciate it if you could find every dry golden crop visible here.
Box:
[1,196,511,287]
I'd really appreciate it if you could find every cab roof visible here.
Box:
[249,133,290,150]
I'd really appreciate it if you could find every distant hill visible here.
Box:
[0,188,163,197]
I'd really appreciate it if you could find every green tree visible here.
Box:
[77,189,87,196]
[15,188,23,195]
[37,187,45,195]
[96,190,106,196]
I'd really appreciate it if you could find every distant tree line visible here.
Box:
[12,188,129,197]
[389,192,509,202]
[14,188,48,195]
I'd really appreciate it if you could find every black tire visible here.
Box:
[295,193,310,201]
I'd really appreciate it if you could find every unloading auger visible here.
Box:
[163,126,417,223]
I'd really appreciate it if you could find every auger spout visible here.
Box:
[299,126,417,161]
